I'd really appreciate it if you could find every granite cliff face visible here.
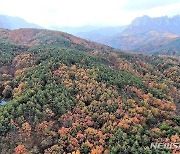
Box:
[92,15,180,56]
[122,15,180,35]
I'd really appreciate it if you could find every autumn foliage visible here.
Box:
[0,29,179,154]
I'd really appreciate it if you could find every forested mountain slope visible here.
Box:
[0,28,180,154]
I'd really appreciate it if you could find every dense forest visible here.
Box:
[0,28,180,154]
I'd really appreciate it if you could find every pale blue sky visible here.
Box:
[0,0,179,27]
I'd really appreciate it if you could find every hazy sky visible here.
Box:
[0,0,179,28]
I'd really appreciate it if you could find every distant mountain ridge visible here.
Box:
[0,15,42,30]
[122,15,180,36]
[1,14,180,56]
[49,25,102,35]
[78,15,180,56]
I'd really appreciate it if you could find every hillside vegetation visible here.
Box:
[0,28,180,154]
